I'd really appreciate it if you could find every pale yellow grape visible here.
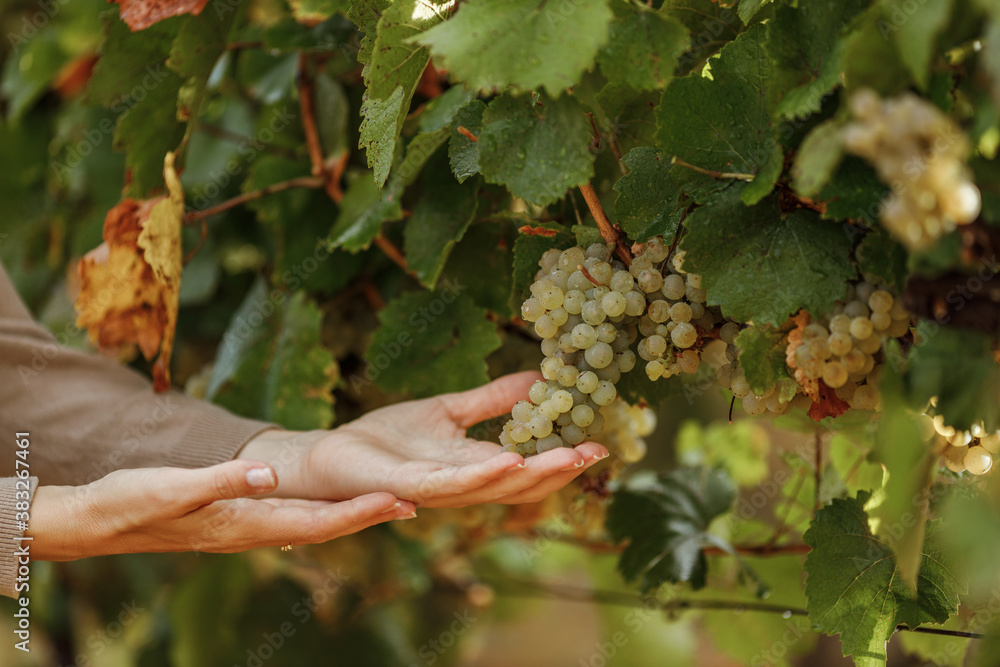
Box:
[572,404,595,427]
[850,317,874,340]
[857,334,882,354]
[828,332,853,356]
[980,434,1000,454]
[510,422,532,443]
[822,361,848,388]
[624,291,646,316]
[610,271,634,293]
[662,274,686,300]
[869,290,893,313]
[948,430,972,446]
[562,424,586,445]
[629,256,653,277]
[592,380,618,405]
[829,314,851,334]
[529,381,548,404]
[557,365,580,387]
[581,301,606,325]
[571,323,597,349]
[535,315,558,339]
[551,390,574,412]
[585,342,614,369]
[537,434,564,453]
[528,415,553,439]
[538,401,560,421]
[617,350,636,373]
[670,302,692,323]
[743,394,767,416]
[965,448,993,475]
[576,371,599,394]
[522,297,544,322]
[648,300,671,323]
[671,322,697,348]
[596,323,617,344]
[512,400,533,422]
[844,301,869,318]
[850,384,879,411]
[943,444,967,472]
[720,322,740,344]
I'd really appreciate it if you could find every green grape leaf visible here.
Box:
[289,0,350,23]
[791,119,845,198]
[890,0,954,90]
[315,71,350,158]
[364,291,501,398]
[856,229,908,292]
[841,8,912,95]
[656,24,781,205]
[449,99,485,184]
[404,171,481,289]
[905,322,1000,432]
[329,130,448,252]
[662,0,743,74]
[440,224,514,316]
[418,85,475,133]
[679,187,857,325]
[735,325,790,395]
[573,225,604,248]
[804,493,964,667]
[358,0,443,187]
[478,93,595,207]
[615,360,683,407]
[88,12,185,195]
[738,0,773,24]
[348,0,390,66]
[327,170,403,252]
[597,7,689,92]
[243,156,362,294]
[209,281,338,429]
[510,223,575,307]
[767,0,869,119]
[613,147,683,241]
[607,467,736,593]
[168,8,234,119]
[260,16,357,51]
[817,157,889,224]
[413,0,613,97]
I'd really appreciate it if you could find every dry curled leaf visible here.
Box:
[76,153,183,392]
[807,380,851,421]
[112,0,210,31]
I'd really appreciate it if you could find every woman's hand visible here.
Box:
[27,459,415,561]
[239,372,610,508]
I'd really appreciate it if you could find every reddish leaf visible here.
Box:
[518,225,558,237]
[112,0,211,31]
[807,381,850,421]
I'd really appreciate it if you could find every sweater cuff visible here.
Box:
[165,409,279,469]
[0,477,37,599]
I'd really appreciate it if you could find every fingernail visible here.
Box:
[593,452,610,461]
[396,512,417,520]
[379,502,402,514]
[246,467,276,490]
[560,460,587,472]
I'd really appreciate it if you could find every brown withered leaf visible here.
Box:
[807,380,851,421]
[112,0,210,31]
[76,152,183,392]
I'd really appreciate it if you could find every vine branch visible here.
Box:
[296,52,345,203]
[488,577,991,640]
[578,182,633,265]
[184,175,325,224]
[521,532,811,557]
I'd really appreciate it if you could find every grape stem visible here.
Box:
[576,263,603,287]
[578,182,633,265]
[184,175,325,224]
[671,156,756,181]
[489,577,991,639]
[297,52,346,204]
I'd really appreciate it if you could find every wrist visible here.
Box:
[26,485,92,561]
[236,429,325,498]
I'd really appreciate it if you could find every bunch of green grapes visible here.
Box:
[632,241,724,382]
[843,89,981,250]
[711,278,912,416]
[502,244,639,455]
[786,279,910,411]
[918,404,1000,476]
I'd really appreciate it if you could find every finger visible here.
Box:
[270,493,415,545]
[418,444,608,508]
[407,451,526,504]
[437,371,543,428]
[163,460,279,510]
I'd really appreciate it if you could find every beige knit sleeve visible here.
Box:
[0,263,276,486]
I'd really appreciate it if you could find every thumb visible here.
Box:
[438,370,543,428]
[173,460,279,508]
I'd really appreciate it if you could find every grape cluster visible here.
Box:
[922,409,1000,476]
[842,89,981,250]
[501,244,638,455]
[785,280,910,411]
[711,278,912,416]
[633,242,722,382]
